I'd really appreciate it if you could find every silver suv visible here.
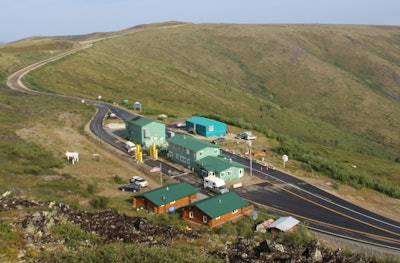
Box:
[130,176,149,187]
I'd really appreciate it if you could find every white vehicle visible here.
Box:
[131,176,149,187]
[244,134,257,140]
[125,141,136,153]
[176,122,186,128]
[204,176,229,194]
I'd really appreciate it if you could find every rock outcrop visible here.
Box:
[0,193,377,262]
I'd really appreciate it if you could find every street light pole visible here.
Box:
[160,163,163,186]
[246,140,252,176]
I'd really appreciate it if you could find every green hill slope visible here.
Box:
[24,23,400,154]
[19,23,400,195]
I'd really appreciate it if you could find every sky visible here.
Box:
[1,0,399,43]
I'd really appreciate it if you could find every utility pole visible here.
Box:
[246,140,252,176]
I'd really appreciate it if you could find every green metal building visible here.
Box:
[125,116,166,147]
[185,116,226,137]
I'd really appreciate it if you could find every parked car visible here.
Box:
[235,132,247,139]
[211,137,225,144]
[176,122,186,128]
[235,131,253,139]
[210,186,230,194]
[244,134,257,140]
[130,176,149,187]
[118,183,141,192]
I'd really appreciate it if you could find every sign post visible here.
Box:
[282,154,288,168]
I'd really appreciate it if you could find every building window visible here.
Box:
[186,149,190,154]
[199,151,204,156]
[203,216,208,223]
[232,209,238,214]
[228,171,232,176]
[209,125,214,132]
[220,172,225,177]
[144,128,150,138]
[180,156,186,162]
[213,149,219,154]
[189,211,194,218]
[175,154,179,159]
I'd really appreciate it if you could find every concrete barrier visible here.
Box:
[232,183,243,189]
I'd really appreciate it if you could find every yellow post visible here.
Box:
[152,143,158,160]
[136,144,142,162]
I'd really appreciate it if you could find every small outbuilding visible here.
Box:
[132,182,199,214]
[266,216,300,235]
[185,116,226,137]
[182,192,254,228]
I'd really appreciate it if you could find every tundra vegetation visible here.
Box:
[0,22,399,261]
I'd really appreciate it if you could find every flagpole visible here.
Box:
[160,163,163,186]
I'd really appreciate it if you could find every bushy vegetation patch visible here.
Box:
[273,135,400,198]
[275,224,315,247]
[52,222,104,249]
[206,113,400,198]
[4,140,64,175]
[34,241,223,263]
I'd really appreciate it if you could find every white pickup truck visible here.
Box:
[124,141,136,153]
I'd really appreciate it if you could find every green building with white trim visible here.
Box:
[167,134,245,180]
[167,134,220,171]
[198,156,245,180]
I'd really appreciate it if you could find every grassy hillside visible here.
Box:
[2,24,400,262]
[24,24,400,152]
[3,23,400,196]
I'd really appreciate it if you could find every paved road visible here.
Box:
[102,104,400,251]
[225,150,400,250]
[6,38,400,254]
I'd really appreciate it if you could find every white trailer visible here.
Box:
[204,176,229,194]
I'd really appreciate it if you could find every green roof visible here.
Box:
[187,116,225,127]
[126,116,163,127]
[167,134,218,151]
[199,156,246,172]
[189,192,250,218]
[134,182,199,206]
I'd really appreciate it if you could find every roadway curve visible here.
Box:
[6,38,400,255]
